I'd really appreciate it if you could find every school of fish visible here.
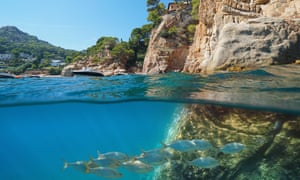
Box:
[63,139,245,179]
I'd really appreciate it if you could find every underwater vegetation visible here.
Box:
[156,105,300,180]
[63,140,245,179]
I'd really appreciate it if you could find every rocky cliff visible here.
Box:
[143,0,300,74]
[143,5,195,74]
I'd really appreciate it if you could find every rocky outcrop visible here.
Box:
[156,105,300,179]
[61,57,129,76]
[143,0,300,74]
[143,6,195,74]
[184,0,300,73]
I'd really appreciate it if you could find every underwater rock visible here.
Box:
[155,104,300,179]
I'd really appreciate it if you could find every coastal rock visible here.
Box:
[184,0,300,73]
[143,7,194,74]
[61,58,128,76]
[143,0,300,74]
[156,105,300,179]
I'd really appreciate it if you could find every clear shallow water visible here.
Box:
[1,65,299,114]
[0,102,180,180]
[0,65,300,180]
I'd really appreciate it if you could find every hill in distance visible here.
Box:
[0,26,81,74]
[0,26,78,61]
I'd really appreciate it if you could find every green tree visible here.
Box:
[87,36,118,55]
[128,24,152,61]
[191,0,200,20]
[147,0,160,9]
[111,42,134,66]
[147,1,166,27]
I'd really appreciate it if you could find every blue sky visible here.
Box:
[0,0,171,51]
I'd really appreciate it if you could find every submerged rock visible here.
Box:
[155,104,300,179]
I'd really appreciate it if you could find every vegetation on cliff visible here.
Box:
[0,26,80,74]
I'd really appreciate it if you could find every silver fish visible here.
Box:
[189,156,219,168]
[121,160,154,173]
[163,140,196,152]
[191,139,212,151]
[98,151,129,162]
[220,142,245,154]
[63,160,89,173]
[89,167,122,179]
[91,156,120,168]
[136,148,171,166]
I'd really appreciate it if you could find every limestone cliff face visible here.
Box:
[143,0,300,74]
[185,0,300,73]
[143,6,194,74]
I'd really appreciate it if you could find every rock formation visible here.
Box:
[61,57,130,76]
[143,0,300,74]
[155,105,300,179]
[143,5,195,74]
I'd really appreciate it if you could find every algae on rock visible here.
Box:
[156,104,300,179]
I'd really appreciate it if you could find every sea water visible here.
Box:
[0,65,299,180]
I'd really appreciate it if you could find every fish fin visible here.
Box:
[97,150,101,156]
[132,156,137,161]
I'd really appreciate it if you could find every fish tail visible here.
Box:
[61,158,68,171]
[84,162,90,173]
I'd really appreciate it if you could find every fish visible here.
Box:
[220,142,245,154]
[90,156,120,168]
[136,148,172,166]
[189,156,219,168]
[97,151,129,162]
[191,139,212,151]
[121,160,154,173]
[63,160,89,173]
[163,140,197,152]
[89,167,122,179]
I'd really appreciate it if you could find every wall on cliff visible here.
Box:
[143,0,300,74]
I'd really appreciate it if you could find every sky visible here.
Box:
[0,0,171,51]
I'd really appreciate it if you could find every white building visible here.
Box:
[51,59,66,67]
[0,54,13,61]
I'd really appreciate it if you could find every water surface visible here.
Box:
[1,64,300,179]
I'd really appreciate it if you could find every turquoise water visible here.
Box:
[0,102,180,180]
[0,65,300,179]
